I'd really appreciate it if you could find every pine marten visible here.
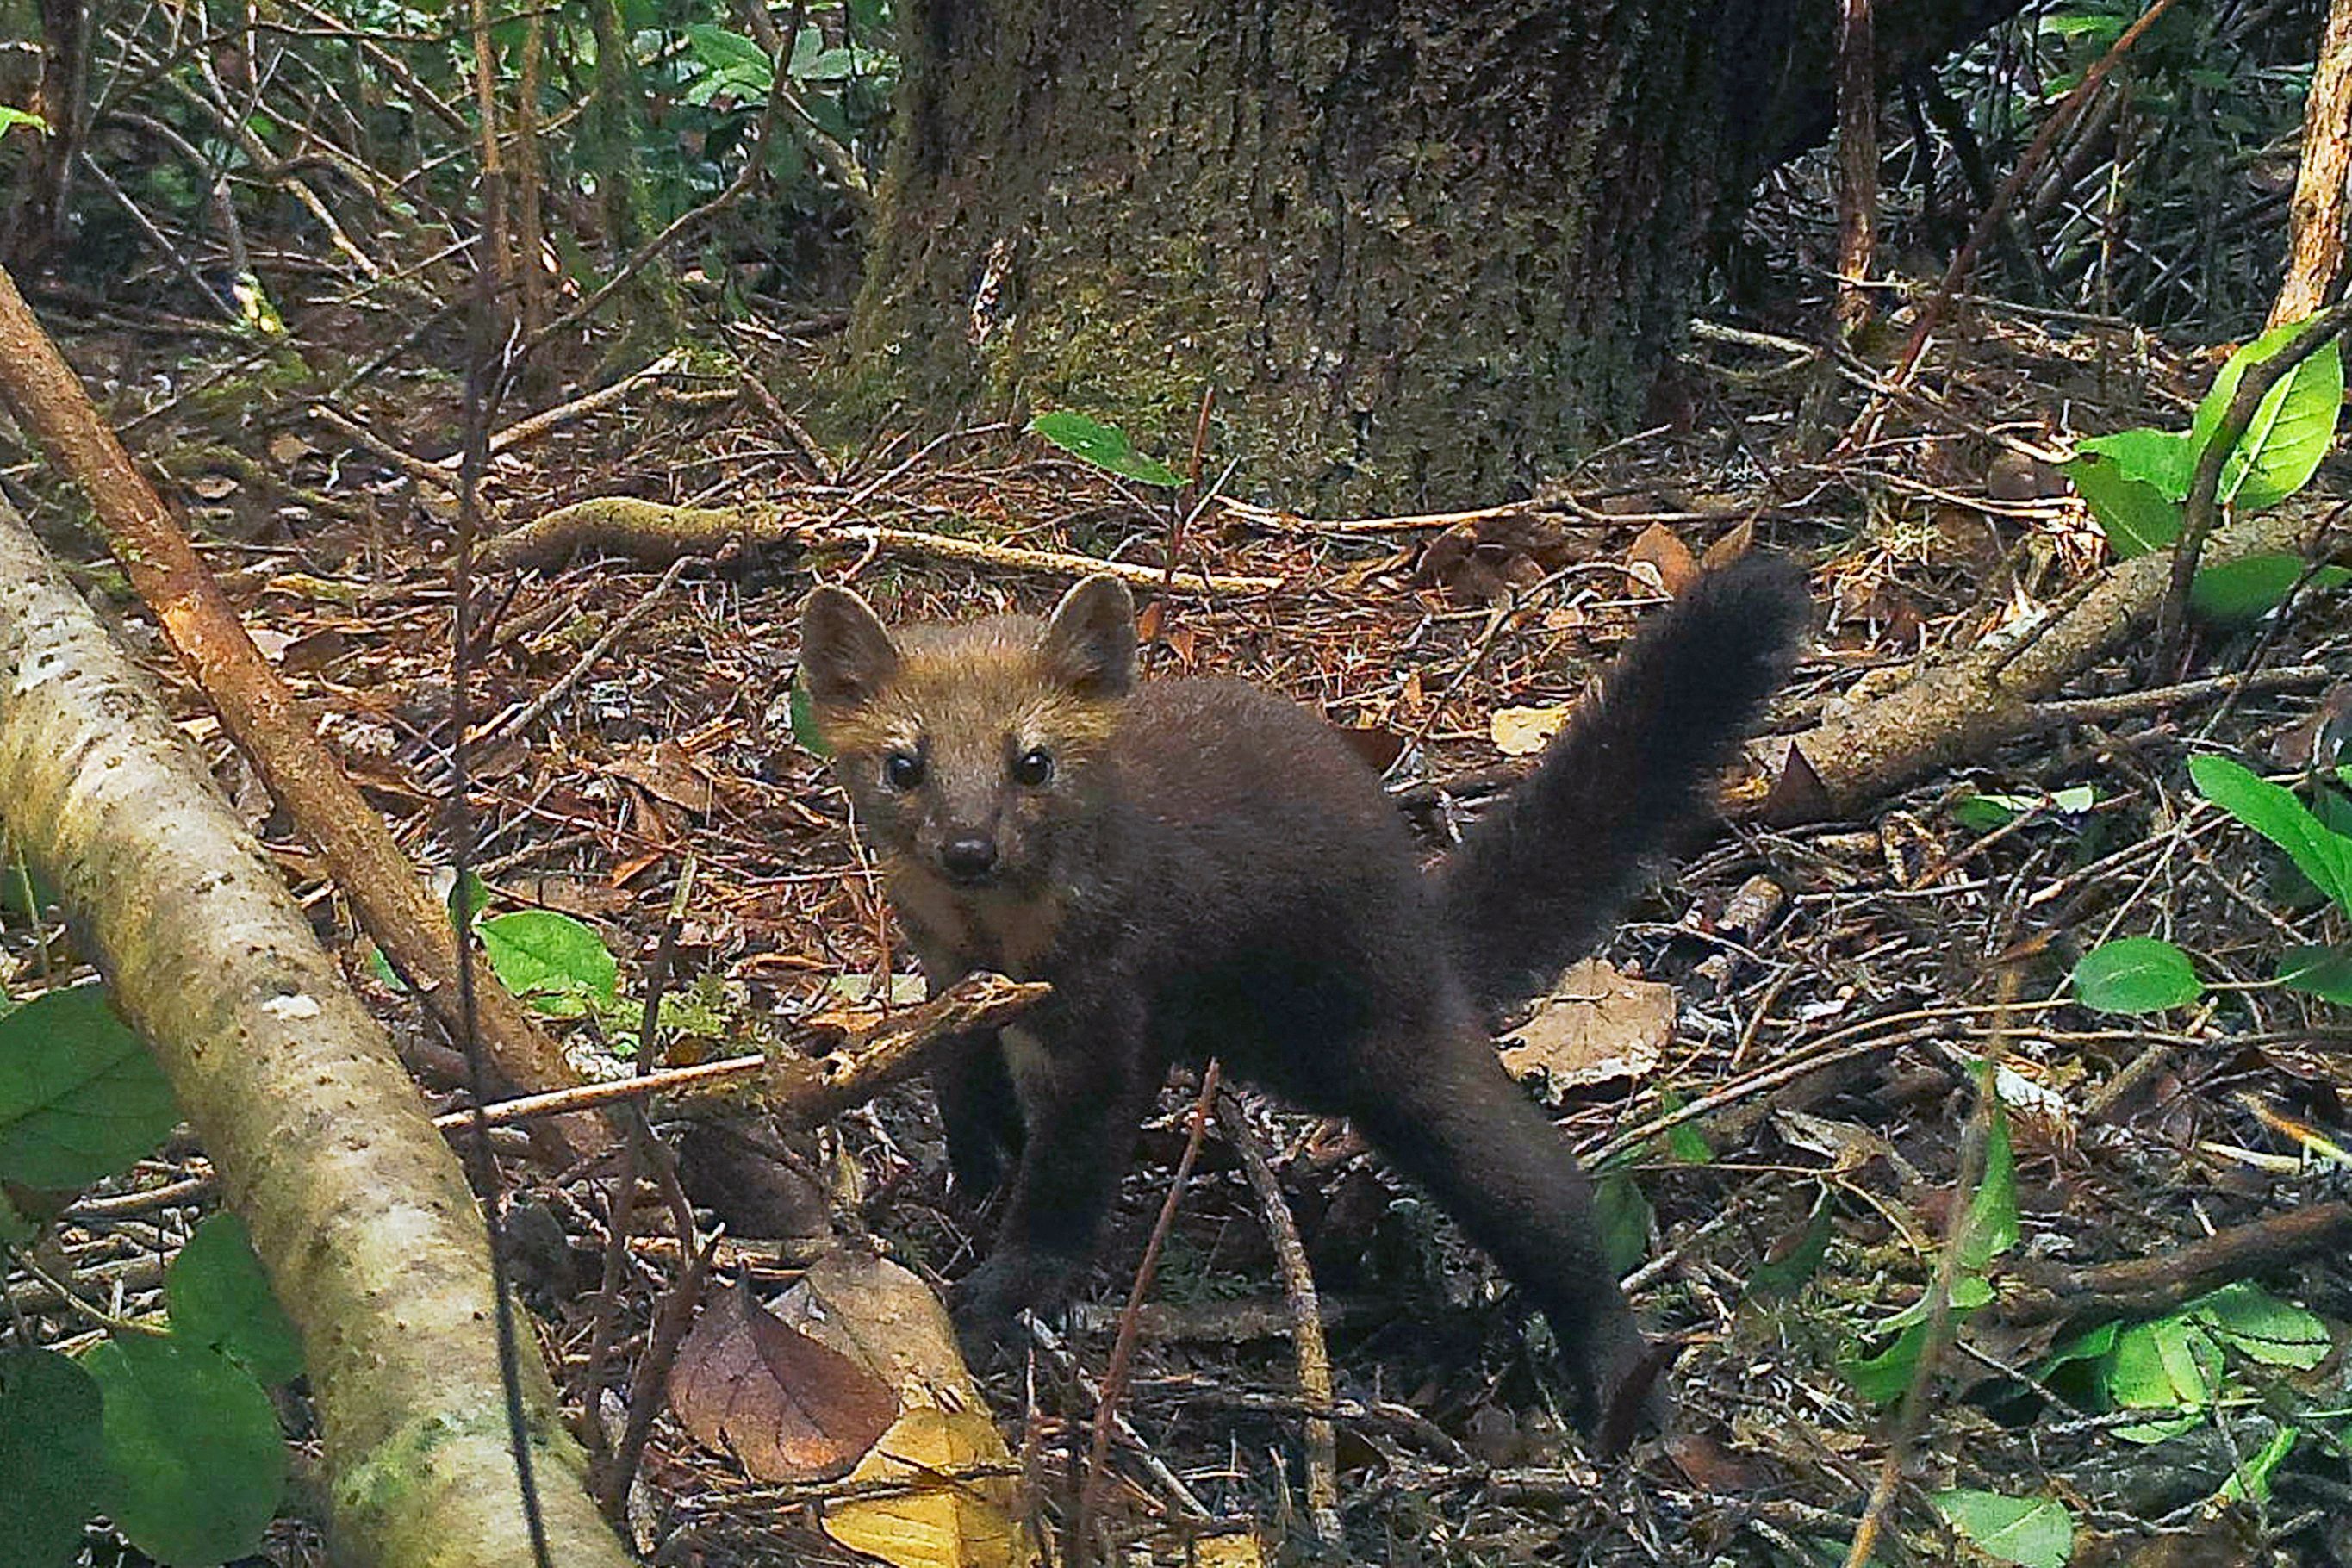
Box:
[799,557,1810,1442]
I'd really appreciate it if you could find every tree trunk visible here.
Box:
[846,0,2011,509]
[0,499,633,1568]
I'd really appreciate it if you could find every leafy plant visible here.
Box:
[2041,1282,2327,1447]
[0,986,180,1191]
[1841,1101,2018,1403]
[1932,1488,2075,1568]
[0,988,305,1566]
[2066,317,2349,621]
[2069,750,2352,1011]
[478,909,622,1019]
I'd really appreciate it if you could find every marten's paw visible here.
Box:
[949,1247,1077,1370]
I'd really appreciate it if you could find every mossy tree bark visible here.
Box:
[847,0,2013,509]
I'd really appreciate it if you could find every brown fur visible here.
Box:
[798,563,1811,1443]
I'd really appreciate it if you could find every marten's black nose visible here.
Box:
[942,837,999,881]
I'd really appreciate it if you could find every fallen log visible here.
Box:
[0,496,632,1568]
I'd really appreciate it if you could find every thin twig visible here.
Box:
[1075,1061,1222,1562]
[1842,1062,2000,1568]
[1216,1092,1340,1543]
[476,557,690,748]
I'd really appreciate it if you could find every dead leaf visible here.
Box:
[1490,705,1570,756]
[1770,1108,1904,1176]
[1191,1534,1266,1568]
[188,471,240,501]
[820,1405,1037,1568]
[667,1275,897,1482]
[1499,959,1676,1097]
[2270,683,2352,768]
[605,740,716,816]
[1717,874,1786,939]
[1698,517,1754,571]
[1762,740,1832,825]
[1417,511,1593,604]
[1625,523,1698,597]
[1663,1430,1770,1491]
[265,430,315,466]
[774,1249,984,1411]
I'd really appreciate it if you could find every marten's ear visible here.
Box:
[800,583,901,707]
[1037,574,1136,698]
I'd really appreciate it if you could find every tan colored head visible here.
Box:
[799,575,1136,890]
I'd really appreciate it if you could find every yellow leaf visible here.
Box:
[821,1406,1037,1568]
[1192,1532,1266,1567]
[1490,705,1570,756]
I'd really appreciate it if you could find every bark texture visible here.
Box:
[848,0,2013,509]
[0,499,630,1568]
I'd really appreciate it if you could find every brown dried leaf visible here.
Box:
[1625,523,1699,597]
[774,1249,984,1410]
[605,740,716,816]
[1663,1430,1771,1491]
[1499,959,1676,1097]
[1762,740,1833,825]
[1417,511,1590,605]
[1698,517,1754,572]
[667,1276,897,1482]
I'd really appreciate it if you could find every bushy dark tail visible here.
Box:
[1437,554,1812,1017]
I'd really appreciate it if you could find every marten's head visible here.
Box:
[799,576,1136,893]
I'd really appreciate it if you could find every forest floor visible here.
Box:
[10,289,2352,1567]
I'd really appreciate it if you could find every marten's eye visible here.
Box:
[883,750,924,790]
[1013,747,1055,787]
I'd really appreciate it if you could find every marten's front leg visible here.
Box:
[952,999,1160,1357]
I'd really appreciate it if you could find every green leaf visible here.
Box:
[2188,554,2349,622]
[2277,944,2352,1005]
[2067,448,2183,557]
[478,911,619,1017]
[84,1335,286,1565]
[2075,427,2194,500]
[2189,753,2352,913]
[1657,1089,1713,1164]
[1590,1170,1652,1279]
[366,943,407,992]
[2106,1315,2219,1441]
[1951,785,2097,833]
[0,1348,106,1568]
[0,106,53,138]
[682,24,774,90]
[1931,1490,2075,1568]
[2185,1281,2331,1369]
[1028,411,1184,488]
[0,986,180,1190]
[1746,1187,1834,1299]
[789,675,830,758]
[2220,1426,2298,1504]
[2071,937,2203,1015]
[1844,1321,1929,1405]
[165,1214,304,1388]
[2188,322,2345,512]
[1963,1101,2019,1271]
